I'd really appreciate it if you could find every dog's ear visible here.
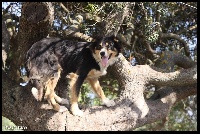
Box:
[89,36,103,53]
[89,42,96,53]
[111,35,122,54]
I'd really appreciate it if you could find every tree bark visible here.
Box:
[9,2,54,81]
[2,19,10,70]
[2,52,196,130]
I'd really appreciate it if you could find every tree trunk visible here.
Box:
[8,2,54,81]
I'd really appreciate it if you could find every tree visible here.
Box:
[2,2,197,131]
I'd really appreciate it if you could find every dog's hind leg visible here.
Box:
[31,80,44,101]
[87,78,115,107]
[54,93,69,105]
[45,68,68,112]
[45,78,68,112]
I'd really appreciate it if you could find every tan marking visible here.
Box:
[95,49,101,53]
[114,38,119,42]
[43,66,62,112]
[108,49,118,58]
[67,73,84,116]
[43,78,59,111]
[92,50,101,63]
[38,86,43,102]
[67,73,79,106]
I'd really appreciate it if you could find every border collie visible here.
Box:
[25,35,122,116]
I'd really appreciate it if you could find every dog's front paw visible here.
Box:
[71,109,83,117]
[102,98,115,107]
[70,104,83,116]
[58,106,68,112]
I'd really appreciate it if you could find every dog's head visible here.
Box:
[90,35,122,67]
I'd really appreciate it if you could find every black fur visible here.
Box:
[26,36,121,105]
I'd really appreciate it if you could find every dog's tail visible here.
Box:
[30,79,44,101]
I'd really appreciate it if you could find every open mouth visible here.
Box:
[101,53,112,67]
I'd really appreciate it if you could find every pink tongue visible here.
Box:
[101,56,108,67]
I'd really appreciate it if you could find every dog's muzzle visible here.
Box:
[100,51,112,67]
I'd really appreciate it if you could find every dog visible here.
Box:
[25,35,122,116]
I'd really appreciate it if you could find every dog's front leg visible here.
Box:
[87,78,115,107]
[69,73,86,116]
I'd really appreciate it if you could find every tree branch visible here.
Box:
[59,2,69,14]
[146,65,197,87]
[2,54,197,131]
[2,20,10,70]
[155,51,196,70]
[176,24,197,35]
[159,32,190,57]
[70,32,94,42]
[8,2,54,81]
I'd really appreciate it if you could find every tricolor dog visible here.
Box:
[25,35,122,116]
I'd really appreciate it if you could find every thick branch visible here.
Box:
[155,51,196,70]
[2,54,197,131]
[9,2,54,81]
[159,32,190,57]
[2,19,10,69]
[63,14,83,36]
[149,84,197,101]
[116,22,134,47]
[136,84,197,128]
[147,65,197,87]
[149,51,197,86]
[104,2,130,36]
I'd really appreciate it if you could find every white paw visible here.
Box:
[58,106,68,112]
[71,109,83,117]
[102,98,115,107]
[31,87,39,101]
[60,98,69,105]
[70,104,83,116]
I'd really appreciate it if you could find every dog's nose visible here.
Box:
[100,51,105,56]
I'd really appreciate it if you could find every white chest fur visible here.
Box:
[87,54,119,79]
[87,69,107,79]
